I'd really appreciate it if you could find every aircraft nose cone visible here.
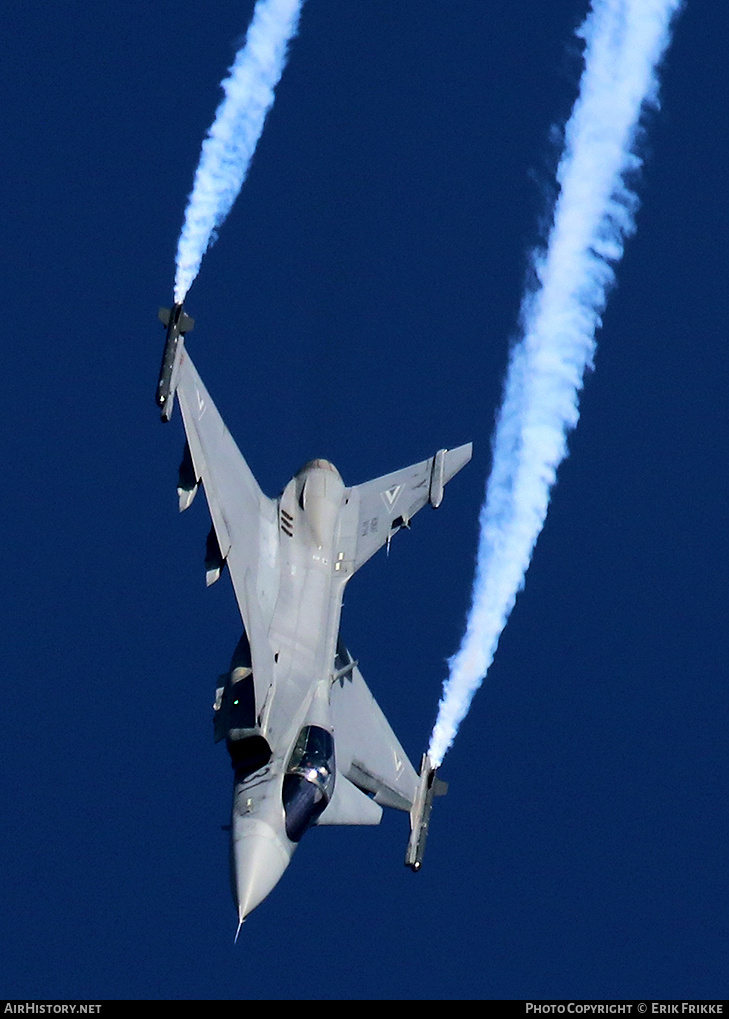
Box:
[232,817,292,925]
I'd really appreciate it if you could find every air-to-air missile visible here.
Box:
[156,303,195,422]
[405,752,448,871]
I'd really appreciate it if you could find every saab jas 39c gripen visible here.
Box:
[156,304,471,930]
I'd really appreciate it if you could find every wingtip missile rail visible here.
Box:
[156,302,195,422]
[405,752,448,871]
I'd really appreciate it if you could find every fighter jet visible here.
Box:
[157,312,472,927]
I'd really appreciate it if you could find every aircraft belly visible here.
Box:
[260,549,344,744]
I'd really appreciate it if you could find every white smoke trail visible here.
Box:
[174,0,304,304]
[428,0,682,768]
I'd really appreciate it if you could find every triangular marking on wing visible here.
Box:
[381,484,402,510]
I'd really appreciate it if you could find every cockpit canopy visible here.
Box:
[282,725,335,842]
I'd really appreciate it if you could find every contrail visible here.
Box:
[174,0,304,304]
[428,0,682,768]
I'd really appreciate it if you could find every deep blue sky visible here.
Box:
[2,0,727,1002]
